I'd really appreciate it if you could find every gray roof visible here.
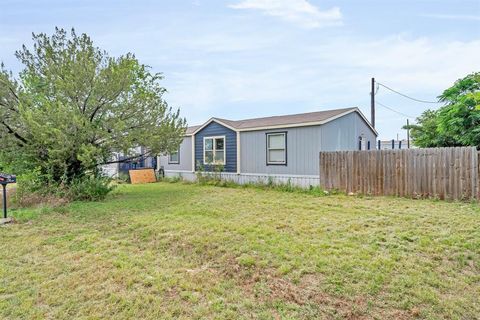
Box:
[214,107,356,130]
[185,125,201,135]
[186,107,375,134]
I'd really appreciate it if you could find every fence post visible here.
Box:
[319,147,478,201]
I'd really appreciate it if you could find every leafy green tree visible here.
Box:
[0,28,186,183]
[406,72,480,148]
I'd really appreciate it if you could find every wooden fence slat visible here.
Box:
[319,147,479,201]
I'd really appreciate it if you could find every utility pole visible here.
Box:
[406,119,410,148]
[370,77,375,128]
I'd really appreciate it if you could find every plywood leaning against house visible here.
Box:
[319,147,479,201]
[129,168,157,184]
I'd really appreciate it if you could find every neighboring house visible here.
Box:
[158,107,377,187]
[102,147,157,178]
[378,139,414,150]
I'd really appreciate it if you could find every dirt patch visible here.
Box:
[221,257,413,320]
[14,190,69,208]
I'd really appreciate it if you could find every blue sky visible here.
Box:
[1,0,479,139]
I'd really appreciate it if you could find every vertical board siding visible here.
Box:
[241,112,377,176]
[319,147,479,200]
[195,121,237,173]
[165,171,320,188]
[158,136,193,171]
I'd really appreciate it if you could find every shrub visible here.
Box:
[168,175,183,183]
[116,171,130,184]
[14,169,45,195]
[195,162,225,185]
[66,175,116,201]
[13,169,69,208]
[15,173,115,207]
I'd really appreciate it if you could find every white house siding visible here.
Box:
[240,112,376,176]
[164,170,197,182]
[102,163,120,178]
[164,171,319,187]
[158,136,193,172]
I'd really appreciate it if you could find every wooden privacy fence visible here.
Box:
[319,147,479,200]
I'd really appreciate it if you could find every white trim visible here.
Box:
[164,170,319,179]
[203,135,226,165]
[168,151,180,164]
[266,132,287,165]
[191,136,195,172]
[351,108,378,136]
[191,118,238,135]
[238,172,319,178]
[237,108,378,135]
[236,131,241,174]
[187,108,378,136]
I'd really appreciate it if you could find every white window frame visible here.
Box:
[266,132,287,165]
[168,150,180,164]
[359,135,366,150]
[203,136,226,165]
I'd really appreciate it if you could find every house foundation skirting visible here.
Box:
[163,170,320,188]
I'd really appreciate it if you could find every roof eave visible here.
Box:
[187,107,378,136]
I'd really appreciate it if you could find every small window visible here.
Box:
[266,132,287,165]
[358,136,366,150]
[168,150,179,164]
[204,136,225,165]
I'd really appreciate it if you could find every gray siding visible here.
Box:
[240,112,376,176]
[354,114,377,149]
[159,136,193,171]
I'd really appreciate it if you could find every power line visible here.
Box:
[377,82,441,104]
[376,100,415,119]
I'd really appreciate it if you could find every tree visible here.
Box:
[0,28,186,184]
[406,72,480,148]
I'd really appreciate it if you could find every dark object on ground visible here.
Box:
[0,173,16,219]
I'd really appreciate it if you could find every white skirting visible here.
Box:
[163,171,320,188]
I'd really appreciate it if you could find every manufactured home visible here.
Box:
[158,107,377,187]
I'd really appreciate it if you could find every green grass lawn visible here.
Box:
[1,182,479,319]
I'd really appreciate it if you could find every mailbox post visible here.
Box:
[2,184,6,219]
[0,173,16,220]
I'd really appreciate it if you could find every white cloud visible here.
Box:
[168,34,480,105]
[310,35,480,91]
[162,34,480,130]
[229,0,342,28]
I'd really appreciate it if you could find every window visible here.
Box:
[266,132,287,165]
[168,150,179,164]
[358,136,366,150]
[204,136,225,165]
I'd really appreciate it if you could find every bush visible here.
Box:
[66,175,116,201]
[13,169,69,208]
[13,172,115,207]
[195,162,225,185]
[116,171,130,184]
